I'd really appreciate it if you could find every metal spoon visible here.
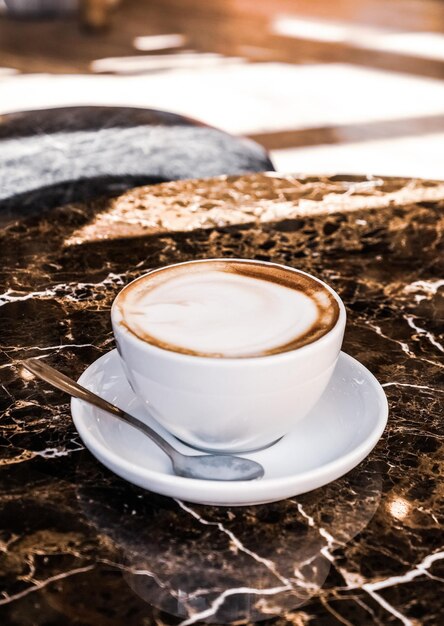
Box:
[22,359,265,482]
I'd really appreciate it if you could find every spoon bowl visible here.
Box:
[174,453,264,481]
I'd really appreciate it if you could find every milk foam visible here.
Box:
[119,268,325,357]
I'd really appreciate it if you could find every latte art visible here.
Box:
[116,261,339,358]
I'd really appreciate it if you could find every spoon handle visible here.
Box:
[21,358,178,459]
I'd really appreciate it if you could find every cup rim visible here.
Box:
[111,258,346,365]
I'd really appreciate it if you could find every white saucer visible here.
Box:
[71,350,388,506]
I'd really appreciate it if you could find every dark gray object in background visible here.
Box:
[0,106,274,215]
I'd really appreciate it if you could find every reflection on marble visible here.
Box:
[113,470,381,623]
[0,174,443,625]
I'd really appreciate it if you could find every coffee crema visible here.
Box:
[115,260,339,358]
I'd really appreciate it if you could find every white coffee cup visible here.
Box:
[111,259,346,453]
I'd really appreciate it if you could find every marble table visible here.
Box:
[0,173,443,625]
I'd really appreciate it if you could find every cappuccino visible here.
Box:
[115,260,339,358]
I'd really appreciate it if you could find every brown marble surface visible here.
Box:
[0,173,443,625]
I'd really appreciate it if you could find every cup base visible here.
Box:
[173,435,284,455]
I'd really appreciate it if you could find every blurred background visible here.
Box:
[1,0,444,179]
